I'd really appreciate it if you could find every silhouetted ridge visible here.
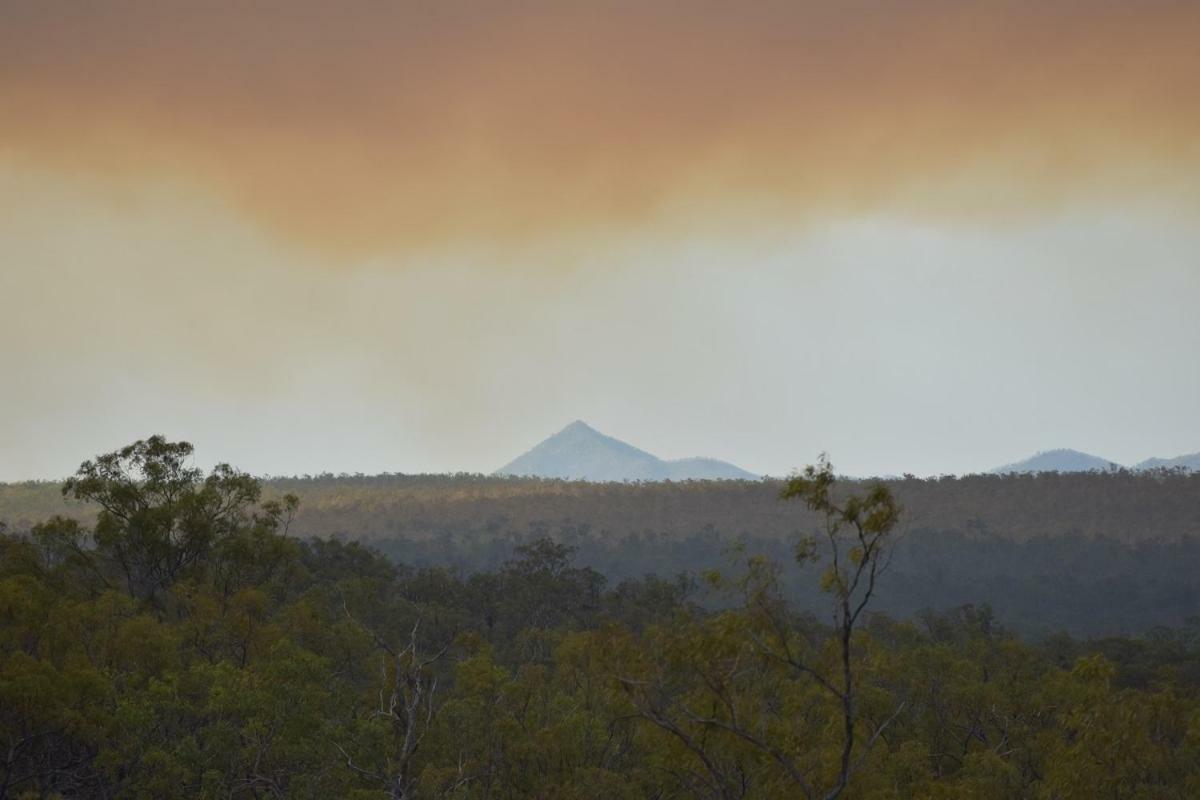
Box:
[991,447,1200,474]
[991,449,1120,474]
[495,421,757,481]
[1134,452,1200,471]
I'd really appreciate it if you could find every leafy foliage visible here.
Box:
[1,440,1198,798]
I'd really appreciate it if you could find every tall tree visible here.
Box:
[779,457,905,799]
[61,436,296,607]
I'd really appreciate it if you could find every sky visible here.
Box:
[1,0,1199,481]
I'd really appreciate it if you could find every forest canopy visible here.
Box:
[1,437,1198,798]
[6,461,1199,636]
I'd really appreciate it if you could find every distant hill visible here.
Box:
[992,448,1200,474]
[1134,452,1200,472]
[495,420,758,481]
[991,448,1121,474]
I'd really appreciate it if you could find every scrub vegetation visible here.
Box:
[3,439,1199,798]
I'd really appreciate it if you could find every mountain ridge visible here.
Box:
[992,447,1199,474]
[495,420,758,481]
[1132,453,1200,471]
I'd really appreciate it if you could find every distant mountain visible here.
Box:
[495,421,758,481]
[660,457,756,480]
[1134,453,1200,472]
[991,448,1200,475]
[991,448,1121,474]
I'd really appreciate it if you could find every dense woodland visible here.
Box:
[2,438,1199,798]
[6,466,1199,636]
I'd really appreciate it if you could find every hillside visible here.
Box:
[1135,452,1200,471]
[7,469,1200,546]
[991,448,1120,474]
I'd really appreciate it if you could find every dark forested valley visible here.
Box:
[2,439,1199,798]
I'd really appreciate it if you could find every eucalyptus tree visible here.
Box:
[60,435,297,608]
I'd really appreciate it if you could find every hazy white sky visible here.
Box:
[2,163,1196,480]
[2,1,1198,481]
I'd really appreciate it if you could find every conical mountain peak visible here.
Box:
[496,422,757,482]
[558,420,599,436]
